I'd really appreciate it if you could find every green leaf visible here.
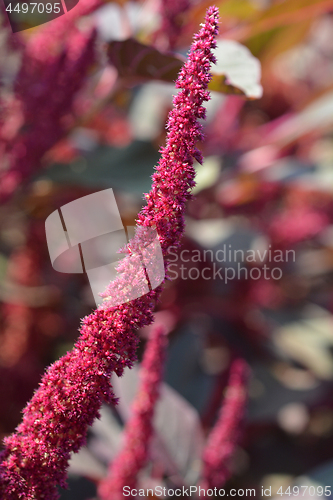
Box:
[227,0,333,41]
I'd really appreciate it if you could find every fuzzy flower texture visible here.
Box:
[0,7,219,499]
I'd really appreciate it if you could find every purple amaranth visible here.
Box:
[136,6,219,254]
[98,324,168,500]
[201,359,249,490]
[0,28,96,204]
[0,7,219,499]
[159,0,191,50]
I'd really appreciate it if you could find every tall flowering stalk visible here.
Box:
[0,7,219,499]
[201,359,249,490]
[136,8,218,254]
[98,324,168,500]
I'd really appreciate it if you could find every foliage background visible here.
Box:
[2,0,333,498]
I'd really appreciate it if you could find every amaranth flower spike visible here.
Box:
[0,7,219,499]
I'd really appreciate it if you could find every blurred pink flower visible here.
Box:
[98,324,168,500]
[159,0,190,49]
[270,207,329,245]
[201,358,249,489]
[0,28,96,203]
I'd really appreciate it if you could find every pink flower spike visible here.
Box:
[136,5,219,255]
[0,7,219,499]
[201,359,250,490]
[98,324,168,500]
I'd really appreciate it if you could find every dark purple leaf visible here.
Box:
[107,38,184,83]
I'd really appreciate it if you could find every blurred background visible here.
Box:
[2,0,333,498]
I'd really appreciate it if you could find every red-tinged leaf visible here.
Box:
[107,38,184,83]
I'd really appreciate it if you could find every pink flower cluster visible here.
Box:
[98,324,168,500]
[0,7,219,499]
[202,358,249,489]
[137,7,218,254]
